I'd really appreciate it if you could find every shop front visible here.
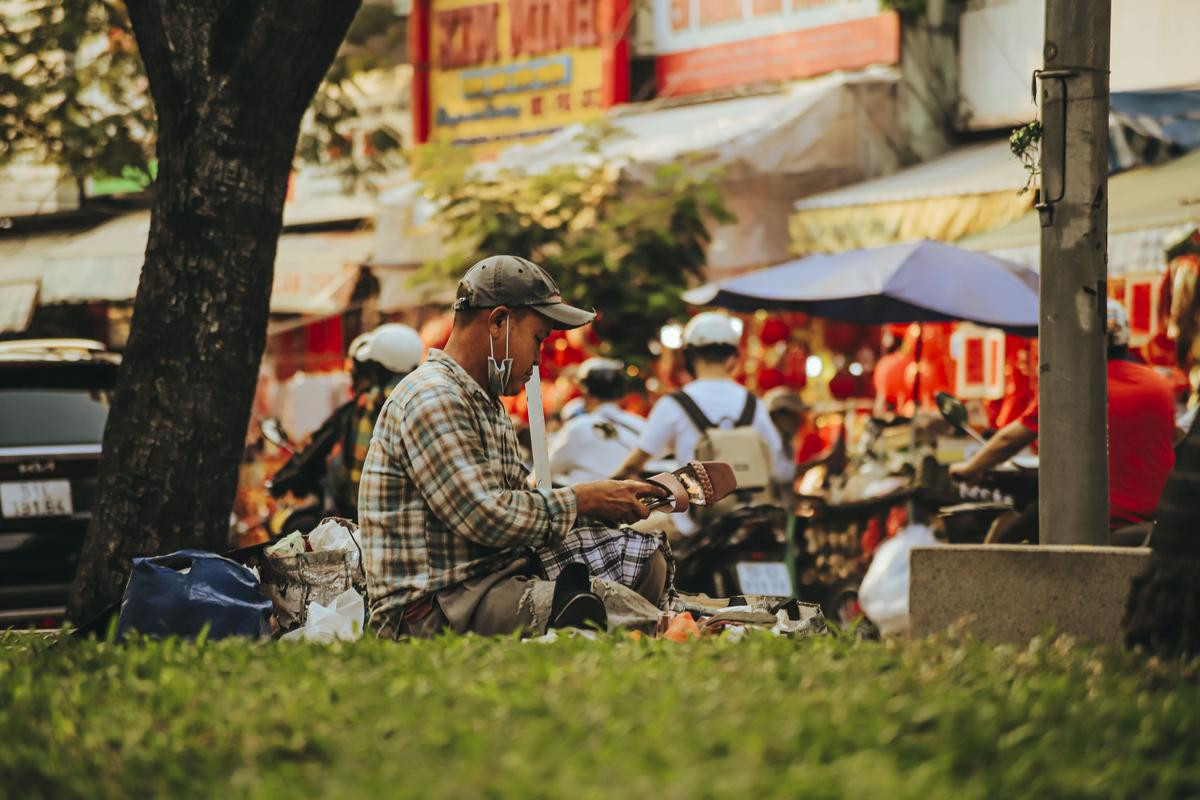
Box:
[409,0,630,157]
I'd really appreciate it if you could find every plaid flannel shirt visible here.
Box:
[359,350,669,627]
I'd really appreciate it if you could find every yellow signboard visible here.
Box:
[428,0,608,157]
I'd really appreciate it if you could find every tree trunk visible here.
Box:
[69,0,361,622]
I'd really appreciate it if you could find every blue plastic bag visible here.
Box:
[117,549,272,640]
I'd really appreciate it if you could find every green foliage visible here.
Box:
[1010,120,1043,194]
[416,133,735,365]
[294,4,409,191]
[0,0,155,198]
[0,0,405,201]
[2,630,1199,799]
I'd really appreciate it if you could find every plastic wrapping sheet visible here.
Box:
[476,66,901,185]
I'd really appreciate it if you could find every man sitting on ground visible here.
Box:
[359,255,671,638]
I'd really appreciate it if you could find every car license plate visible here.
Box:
[735,562,793,598]
[0,480,74,519]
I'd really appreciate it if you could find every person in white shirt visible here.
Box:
[614,312,792,536]
[549,357,647,485]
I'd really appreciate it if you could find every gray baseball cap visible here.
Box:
[452,255,596,330]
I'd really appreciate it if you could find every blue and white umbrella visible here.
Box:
[685,240,1039,334]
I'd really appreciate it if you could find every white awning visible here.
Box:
[39,213,148,303]
[271,231,372,315]
[0,280,38,334]
[786,137,1036,254]
[0,212,373,322]
[792,139,1028,211]
[477,65,901,184]
[0,229,73,333]
[984,225,1189,279]
[474,66,902,276]
[373,181,446,267]
[370,264,456,312]
[961,149,1200,276]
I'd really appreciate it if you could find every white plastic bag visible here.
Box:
[858,523,938,636]
[281,588,364,643]
[308,518,361,566]
[264,530,305,558]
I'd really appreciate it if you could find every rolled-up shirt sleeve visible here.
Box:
[397,388,577,549]
[638,398,678,457]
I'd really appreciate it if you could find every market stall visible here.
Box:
[685,239,1041,620]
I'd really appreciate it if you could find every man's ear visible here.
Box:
[488,306,511,335]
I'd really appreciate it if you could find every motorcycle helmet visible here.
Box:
[354,323,423,374]
[347,330,374,360]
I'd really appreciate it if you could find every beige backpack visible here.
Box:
[671,391,776,508]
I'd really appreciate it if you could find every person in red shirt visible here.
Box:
[951,300,1176,535]
[873,328,914,418]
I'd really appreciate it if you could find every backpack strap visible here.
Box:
[735,392,758,427]
[595,410,642,438]
[671,391,716,432]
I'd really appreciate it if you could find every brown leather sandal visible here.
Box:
[643,460,738,512]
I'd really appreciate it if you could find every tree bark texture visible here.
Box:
[69,0,361,622]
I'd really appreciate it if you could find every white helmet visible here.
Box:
[683,312,741,348]
[354,323,423,374]
[347,331,374,360]
[1106,299,1130,348]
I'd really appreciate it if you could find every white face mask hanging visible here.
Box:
[486,315,513,397]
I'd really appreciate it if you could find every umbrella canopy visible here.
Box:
[685,240,1039,334]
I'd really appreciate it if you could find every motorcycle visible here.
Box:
[670,500,791,600]
[258,417,336,538]
[933,392,1039,544]
[934,392,1153,547]
[791,416,924,625]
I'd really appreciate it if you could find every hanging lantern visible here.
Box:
[1123,275,1162,346]
[756,366,785,392]
[828,370,857,400]
[758,317,789,346]
[950,323,1005,400]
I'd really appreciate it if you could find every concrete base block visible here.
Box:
[909,545,1151,645]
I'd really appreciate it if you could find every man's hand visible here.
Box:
[573,479,667,526]
[949,420,1036,486]
[949,462,982,483]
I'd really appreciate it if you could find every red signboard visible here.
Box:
[656,11,899,96]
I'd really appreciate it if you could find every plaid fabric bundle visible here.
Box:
[538,523,673,600]
[358,350,667,625]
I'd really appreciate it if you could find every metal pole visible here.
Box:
[1037,0,1111,545]
[525,370,552,491]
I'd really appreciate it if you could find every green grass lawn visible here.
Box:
[1,630,1197,800]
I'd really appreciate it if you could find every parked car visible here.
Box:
[0,339,119,627]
